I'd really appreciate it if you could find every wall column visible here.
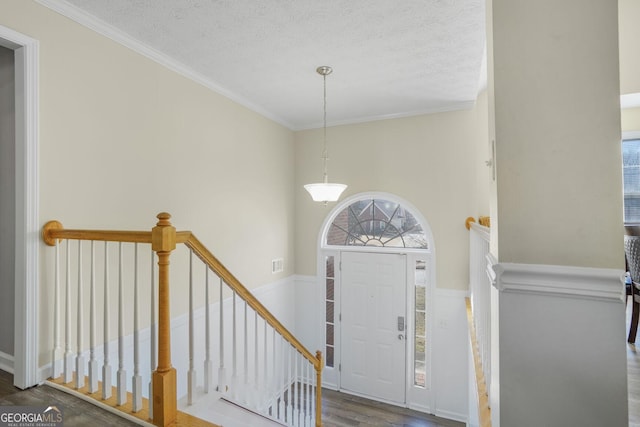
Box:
[488,0,627,425]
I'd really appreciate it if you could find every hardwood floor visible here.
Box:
[0,370,139,426]
[628,301,640,427]
[321,389,463,427]
[5,334,638,427]
[629,342,640,426]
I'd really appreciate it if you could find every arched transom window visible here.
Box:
[325,198,428,249]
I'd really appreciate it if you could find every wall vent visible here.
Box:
[271,258,284,274]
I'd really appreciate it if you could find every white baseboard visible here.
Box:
[435,408,467,423]
[0,351,14,374]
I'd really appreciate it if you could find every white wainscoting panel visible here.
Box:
[40,276,297,401]
[293,275,322,355]
[432,288,469,423]
[493,262,627,427]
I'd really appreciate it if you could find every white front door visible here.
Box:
[340,251,406,404]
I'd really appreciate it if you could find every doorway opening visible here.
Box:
[0,25,39,389]
[318,192,435,412]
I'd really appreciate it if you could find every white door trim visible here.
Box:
[317,192,436,411]
[0,25,40,389]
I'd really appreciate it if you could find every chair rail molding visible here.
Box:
[492,261,628,426]
[492,262,625,302]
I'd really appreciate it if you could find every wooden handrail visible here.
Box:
[183,232,321,370]
[465,297,491,427]
[465,216,491,230]
[185,232,323,426]
[43,223,153,246]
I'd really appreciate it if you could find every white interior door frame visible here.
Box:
[0,25,39,389]
[318,192,436,411]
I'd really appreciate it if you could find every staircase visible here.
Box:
[42,213,322,427]
[465,217,492,427]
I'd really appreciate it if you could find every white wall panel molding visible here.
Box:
[432,288,468,423]
[293,274,316,284]
[494,262,627,426]
[485,253,497,286]
[493,262,624,302]
[40,276,296,391]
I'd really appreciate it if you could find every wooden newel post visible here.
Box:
[315,350,323,427]
[152,213,177,427]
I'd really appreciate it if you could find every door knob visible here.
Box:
[398,334,405,340]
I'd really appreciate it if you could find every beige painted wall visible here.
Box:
[492,0,622,268]
[623,107,640,132]
[295,98,489,290]
[619,0,640,95]
[0,1,295,366]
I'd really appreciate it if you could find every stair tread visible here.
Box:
[179,389,284,427]
[49,375,219,427]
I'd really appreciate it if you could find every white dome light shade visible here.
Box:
[304,183,348,202]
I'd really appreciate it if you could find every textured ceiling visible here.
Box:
[45,0,486,130]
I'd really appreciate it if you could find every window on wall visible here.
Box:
[325,256,335,368]
[623,138,640,223]
[326,198,428,248]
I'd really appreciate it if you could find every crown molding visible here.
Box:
[295,100,477,131]
[35,0,294,129]
[492,262,625,303]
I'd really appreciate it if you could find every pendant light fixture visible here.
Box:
[304,66,347,204]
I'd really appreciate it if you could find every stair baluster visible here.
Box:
[132,243,143,412]
[102,242,112,400]
[75,241,85,389]
[116,243,127,405]
[204,267,212,393]
[148,246,156,419]
[232,291,238,400]
[187,250,195,405]
[216,274,226,394]
[52,239,61,379]
[88,241,99,393]
[64,241,73,384]
[278,335,286,422]
[254,310,259,408]
[243,300,249,404]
